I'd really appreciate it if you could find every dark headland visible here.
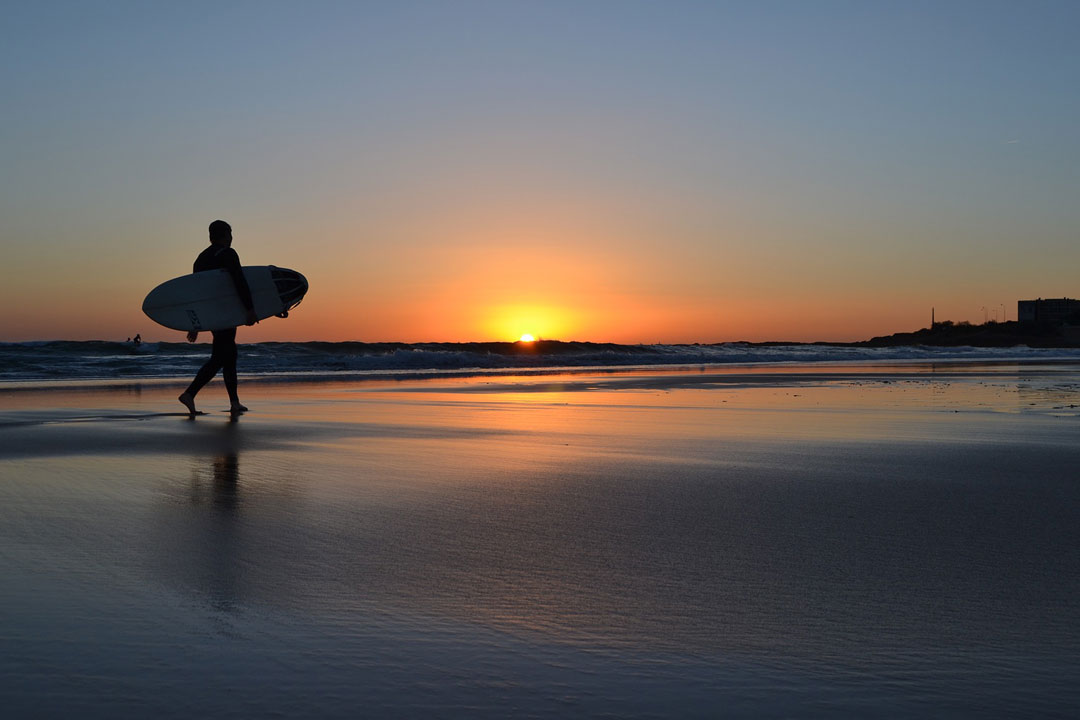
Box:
[853,320,1080,348]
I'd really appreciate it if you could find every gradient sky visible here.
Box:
[2,0,1077,343]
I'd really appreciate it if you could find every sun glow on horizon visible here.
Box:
[484,304,574,343]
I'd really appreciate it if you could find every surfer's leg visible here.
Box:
[219,329,246,411]
[181,359,221,413]
[187,356,224,396]
[180,333,228,411]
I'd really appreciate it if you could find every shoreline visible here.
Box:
[5,355,1080,394]
[7,339,1080,386]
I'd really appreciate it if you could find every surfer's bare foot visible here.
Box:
[178,392,197,415]
[230,403,248,414]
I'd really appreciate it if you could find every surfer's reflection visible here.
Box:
[187,415,242,508]
[188,449,244,611]
[210,452,240,510]
[151,417,298,614]
[172,419,246,611]
[208,415,241,509]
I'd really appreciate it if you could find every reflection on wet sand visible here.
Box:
[188,416,242,511]
[141,379,1080,658]
[158,417,248,612]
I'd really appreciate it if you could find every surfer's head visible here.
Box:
[208,220,232,246]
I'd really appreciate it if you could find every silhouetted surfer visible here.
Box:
[179,220,257,415]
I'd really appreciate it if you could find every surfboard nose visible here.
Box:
[271,267,308,310]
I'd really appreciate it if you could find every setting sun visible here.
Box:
[483,304,574,343]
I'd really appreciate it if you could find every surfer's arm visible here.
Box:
[221,249,256,316]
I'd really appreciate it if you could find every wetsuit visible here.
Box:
[184,245,255,404]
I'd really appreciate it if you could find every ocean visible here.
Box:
[5,339,1080,383]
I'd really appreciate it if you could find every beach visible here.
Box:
[2,362,1079,718]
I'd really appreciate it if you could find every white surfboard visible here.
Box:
[142,265,308,332]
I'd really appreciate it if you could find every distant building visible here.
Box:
[1018,298,1080,325]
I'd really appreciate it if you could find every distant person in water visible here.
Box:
[133,333,141,346]
[179,220,257,415]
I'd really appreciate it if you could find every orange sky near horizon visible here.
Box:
[0,172,1063,344]
[0,218,1030,345]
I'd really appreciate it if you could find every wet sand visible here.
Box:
[2,363,1079,718]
